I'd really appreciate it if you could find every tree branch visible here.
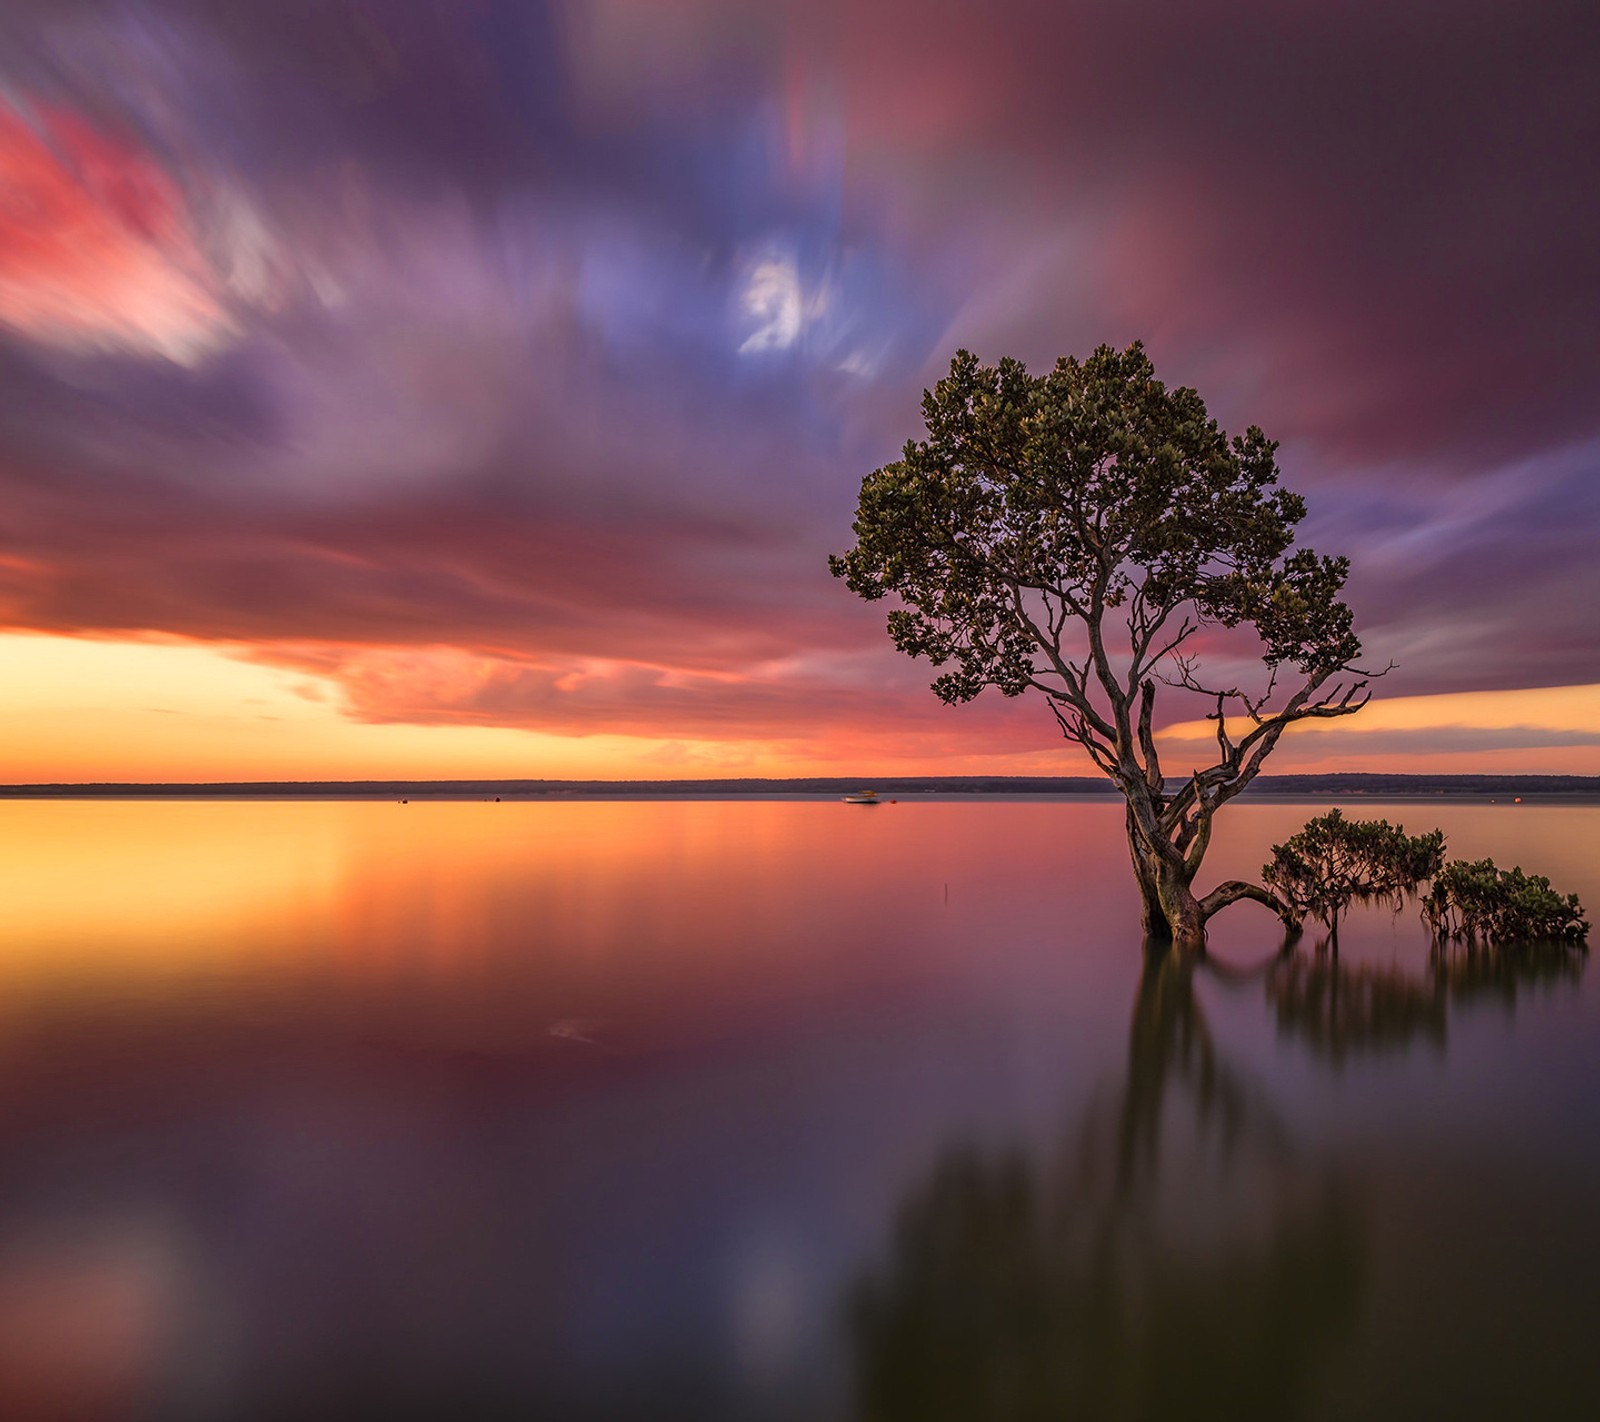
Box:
[1009,583,1119,741]
[1159,666,1381,834]
[1050,698,1120,778]
[1199,880,1300,928]
[1135,679,1164,795]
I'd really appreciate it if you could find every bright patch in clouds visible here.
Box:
[738,252,809,352]
[733,243,908,377]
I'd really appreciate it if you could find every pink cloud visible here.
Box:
[0,100,231,361]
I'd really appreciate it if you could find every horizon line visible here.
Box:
[4,771,1599,800]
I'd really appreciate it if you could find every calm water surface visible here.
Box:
[1,799,1596,1420]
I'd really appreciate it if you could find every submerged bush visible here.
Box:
[1423,859,1589,945]
[1268,810,1589,950]
[1264,810,1446,942]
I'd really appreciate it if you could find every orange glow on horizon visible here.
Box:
[3,631,1600,782]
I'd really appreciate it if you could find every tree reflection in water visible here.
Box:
[850,946,1359,1421]
[1268,938,1586,1065]
[849,937,1586,1422]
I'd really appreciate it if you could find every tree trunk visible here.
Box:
[1126,805,1170,939]
[1155,864,1206,948]
[1126,812,1206,947]
[1124,798,1301,945]
[1128,831,1298,946]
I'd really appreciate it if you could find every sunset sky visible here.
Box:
[2,0,1598,781]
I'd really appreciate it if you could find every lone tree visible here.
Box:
[831,342,1382,945]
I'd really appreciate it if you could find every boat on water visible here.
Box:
[842,790,881,805]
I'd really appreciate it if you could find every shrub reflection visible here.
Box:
[1269,937,1585,1065]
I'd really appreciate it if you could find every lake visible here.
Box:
[1,798,1596,1420]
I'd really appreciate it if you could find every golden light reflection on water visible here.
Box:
[4,798,1592,983]
[0,799,1138,1059]
[0,801,347,976]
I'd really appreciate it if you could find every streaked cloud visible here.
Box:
[0,102,231,362]
[0,0,1596,777]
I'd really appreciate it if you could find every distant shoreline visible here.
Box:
[2,774,1598,802]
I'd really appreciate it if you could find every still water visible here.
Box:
[1,798,1596,1420]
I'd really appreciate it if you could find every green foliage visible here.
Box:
[1423,859,1589,945]
[829,342,1362,706]
[1263,810,1445,938]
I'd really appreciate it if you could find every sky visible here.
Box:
[1,0,1598,781]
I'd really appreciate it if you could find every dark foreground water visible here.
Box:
[1,799,1596,1420]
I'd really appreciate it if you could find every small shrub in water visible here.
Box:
[1423,859,1588,945]
[1264,809,1445,943]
